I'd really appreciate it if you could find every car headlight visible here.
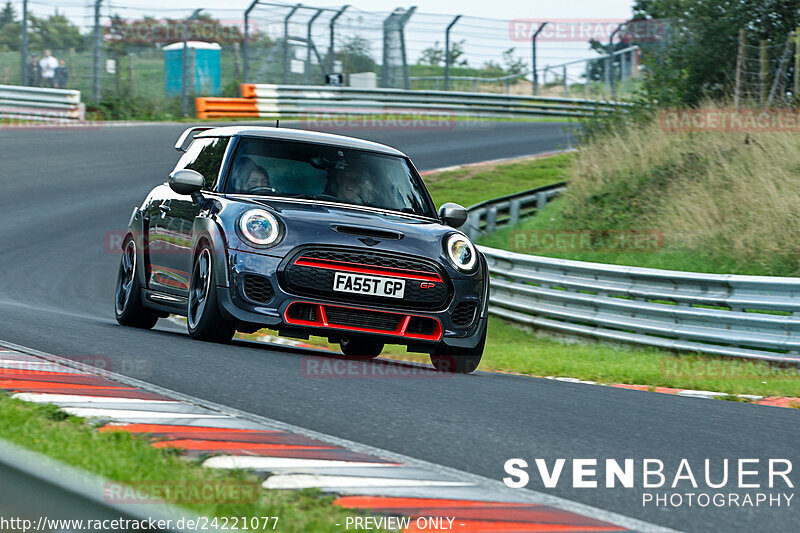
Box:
[238,209,281,247]
[445,233,478,273]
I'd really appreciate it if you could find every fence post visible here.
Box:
[128,53,134,96]
[305,9,322,84]
[531,22,547,95]
[282,4,301,84]
[444,15,461,91]
[734,28,745,107]
[795,27,800,100]
[242,0,259,84]
[182,9,202,118]
[20,0,27,85]
[92,0,102,101]
[759,39,768,104]
[233,42,241,81]
[328,5,349,74]
[562,65,567,96]
[536,191,547,210]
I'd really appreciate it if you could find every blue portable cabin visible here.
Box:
[163,41,222,97]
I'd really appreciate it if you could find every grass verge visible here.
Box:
[0,392,378,531]
[422,152,573,208]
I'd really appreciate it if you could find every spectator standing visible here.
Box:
[39,49,58,88]
[54,59,69,89]
[26,54,40,87]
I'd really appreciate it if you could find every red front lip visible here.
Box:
[283,301,443,342]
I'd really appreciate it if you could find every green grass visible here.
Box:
[422,152,573,208]
[0,393,380,531]
[253,318,800,398]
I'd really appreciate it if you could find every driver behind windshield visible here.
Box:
[230,157,270,193]
[327,160,377,205]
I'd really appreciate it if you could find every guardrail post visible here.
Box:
[536,191,547,210]
[509,199,521,226]
[486,206,497,235]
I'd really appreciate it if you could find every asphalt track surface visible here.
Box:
[0,120,797,533]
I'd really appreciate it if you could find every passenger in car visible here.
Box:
[230,157,271,193]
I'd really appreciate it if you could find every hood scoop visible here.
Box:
[331,224,404,241]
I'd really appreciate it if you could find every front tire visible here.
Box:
[115,238,158,329]
[187,244,235,343]
[429,328,486,374]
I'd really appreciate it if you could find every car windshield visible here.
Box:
[224,137,436,218]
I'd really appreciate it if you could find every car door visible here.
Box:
[152,136,230,296]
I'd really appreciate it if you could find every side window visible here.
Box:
[174,137,230,190]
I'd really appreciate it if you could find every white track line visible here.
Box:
[203,456,399,470]
[263,474,474,490]
[60,407,226,419]
[12,393,178,404]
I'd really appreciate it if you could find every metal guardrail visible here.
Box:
[0,84,84,121]
[195,84,627,119]
[471,184,800,364]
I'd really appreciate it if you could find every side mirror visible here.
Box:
[169,169,204,200]
[438,202,468,228]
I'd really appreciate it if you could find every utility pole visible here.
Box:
[20,0,27,85]
[242,0,259,84]
[531,22,547,95]
[93,0,102,101]
[182,8,202,118]
[444,15,461,91]
[328,5,348,74]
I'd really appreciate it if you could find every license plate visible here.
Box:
[333,272,405,299]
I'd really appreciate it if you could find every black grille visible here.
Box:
[301,249,440,275]
[325,307,402,332]
[287,302,317,322]
[242,274,274,304]
[282,248,450,310]
[452,301,478,326]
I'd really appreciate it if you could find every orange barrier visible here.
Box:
[195,97,258,119]
[240,83,258,98]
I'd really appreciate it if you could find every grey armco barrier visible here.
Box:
[471,183,800,363]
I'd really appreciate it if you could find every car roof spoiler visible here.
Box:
[174,126,215,152]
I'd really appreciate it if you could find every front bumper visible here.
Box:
[216,248,487,350]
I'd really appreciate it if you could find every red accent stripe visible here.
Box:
[295,257,442,283]
[152,439,335,451]
[284,302,442,341]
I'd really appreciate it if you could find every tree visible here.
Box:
[417,39,467,67]
[0,1,15,28]
[502,48,526,75]
[335,35,376,74]
[631,0,800,105]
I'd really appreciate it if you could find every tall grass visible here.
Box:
[564,113,800,276]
